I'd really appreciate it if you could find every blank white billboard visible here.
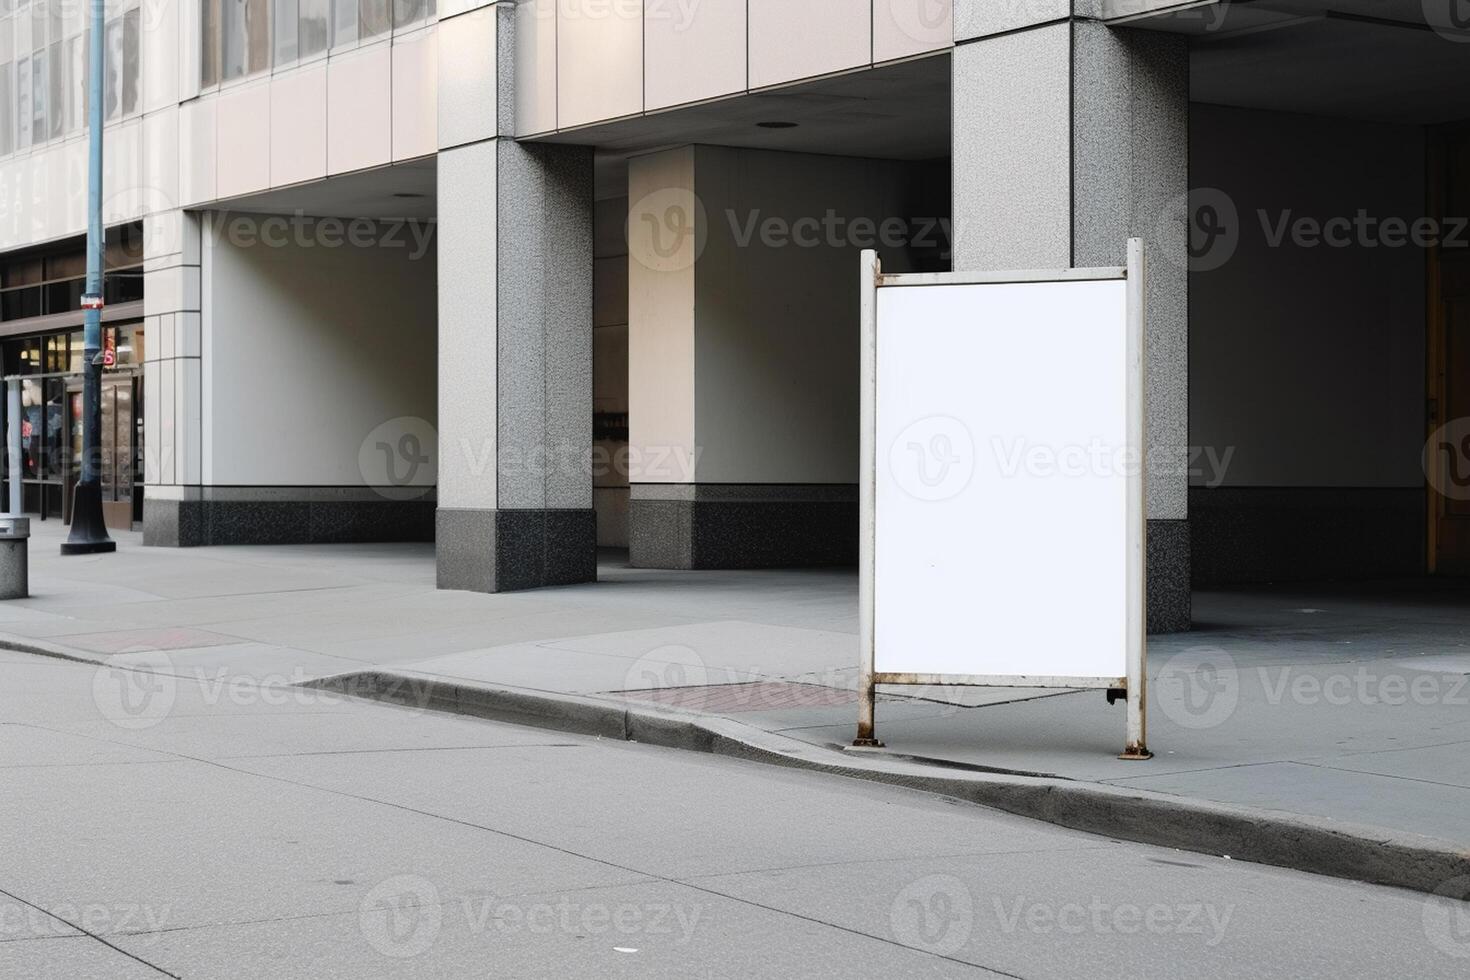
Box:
[873,278,1131,680]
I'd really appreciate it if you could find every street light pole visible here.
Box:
[62,0,116,556]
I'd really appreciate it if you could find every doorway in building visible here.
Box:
[63,372,141,532]
[1429,123,1470,574]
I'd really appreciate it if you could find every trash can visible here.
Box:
[0,517,29,599]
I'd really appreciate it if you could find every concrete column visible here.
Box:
[140,209,204,546]
[626,146,929,569]
[952,9,1191,631]
[435,3,596,592]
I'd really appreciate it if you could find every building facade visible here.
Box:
[0,0,1465,632]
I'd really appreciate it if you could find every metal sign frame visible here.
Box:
[856,239,1150,760]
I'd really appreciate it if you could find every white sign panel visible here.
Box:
[874,278,1129,680]
[855,240,1149,757]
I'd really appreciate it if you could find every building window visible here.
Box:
[273,0,297,65]
[199,0,435,86]
[0,0,134,159]
[201,0,221,87]
[298,0,328,59]
[28,50,44,141]
[220,0,270,82]
[331,0,355,48]
[359,0,389,39]
[221,0,246,81]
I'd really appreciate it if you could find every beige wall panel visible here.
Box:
[327,42,394,174]
[748,0,871,89]
[645,0,746,110]
[270,65,329,187]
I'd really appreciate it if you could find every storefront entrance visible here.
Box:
[4,325,144,531]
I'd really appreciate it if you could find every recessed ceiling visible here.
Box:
[1132,1,1470,125]
[546,54,952,199]
[216,158,437,220]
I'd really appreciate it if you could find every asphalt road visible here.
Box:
[1,647,1465,979]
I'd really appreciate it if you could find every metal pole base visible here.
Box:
[61,482,116,555]
[851,736,885,748]
[1119,746,1153,761]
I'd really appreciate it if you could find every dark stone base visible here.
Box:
[144,497,435,547]
[629,488,858,570]
[1147,518,1191,634]
[1190,487,1424,587]
[436,508,597,593]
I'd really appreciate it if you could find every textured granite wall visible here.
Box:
[953,18,1191,631]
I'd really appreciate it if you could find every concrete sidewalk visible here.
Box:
[5,520,1470,889]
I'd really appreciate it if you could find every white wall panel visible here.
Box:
[142,108,181,216]
[26,151,54,245]
[393,28,439,160]
[748,0,871,89]
[203,215,437,485]
[179,97,218,206]
[557,0,642,128]
[645,0,746,111]
[327,42,394,174]
[874,0,952,62]
[216,82,272,199]
[515,0,557,135]
[438,6,498,148]
[56,142,89,236]
[270,65,328,187]
[104,121,145,224]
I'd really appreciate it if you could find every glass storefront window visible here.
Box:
[4,325,143,524]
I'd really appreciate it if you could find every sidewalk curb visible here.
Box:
[302,668,1470,898]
